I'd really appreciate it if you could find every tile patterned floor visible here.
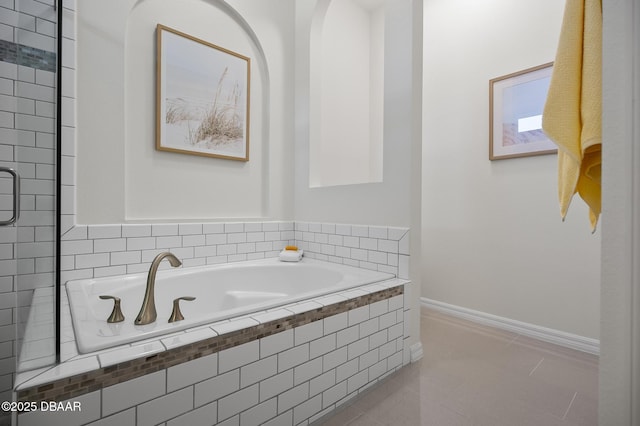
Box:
[316,308,598,426]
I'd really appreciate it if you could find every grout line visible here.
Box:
[562,391,578,420]
[528,357,544,376]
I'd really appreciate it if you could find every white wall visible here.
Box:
[295,0,423,356]
[295,0,419,227]
[309,0,384,187]
[76,0,294,224]
[422,0,601,339]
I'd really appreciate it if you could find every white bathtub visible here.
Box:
[66,258,395,353]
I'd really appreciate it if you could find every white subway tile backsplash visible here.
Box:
[102,370,166,416]
[237,242,256,254]
[178,223,202,235]
[18,391,101,426]
[194,369,240,407]
[224,222,244,233]
[182,234,205,247]
[240,398,277,426]
[378,339,396,360]
[369,359,388,380]
[218,384,259,421]
[156,235,182,249]
[388,295,403,312]
[260,328,293,358]
[259,369,293,402]
[347,306,369,326]
[263,410,292,426]
[74,253,109,269]
[121,224,151,238]
[218,415,240,426]
[322,381,347,409]
[264,231,280,241]
[377,239,399,254]
[217,244,237,255]
[398,232,410,254]
[347,338,368,360]
[350,248,368,262]
[388,227,407,241]
[278,383,308,414]
[219,340,259,373]
[152,223,179,236]
[294,320,323,346]
[368,250,387,265]
[278,344,309,373]
[110,251,141,265]
[227,232,247,244]
[61,240,93,255]
[126,237,155,251]
[167,401,216,426]
[194,245,216,258]
[336,325,358,348]
[241,355,277,388]
[359,317,379,337]
[347,369,368,394]
[359,349,379,371]
[167,352,217,392]
[87,225,121,239]
[342,236,359,248]
[309,334,336,359]
[293,394,322,425]
[388,323,403,341]
[293,357,322,386]
[137,387,193,426]
[83,408,136,426]
[203,223,225,234]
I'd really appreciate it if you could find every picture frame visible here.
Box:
[156,24,250,161]
[489,62,556,160]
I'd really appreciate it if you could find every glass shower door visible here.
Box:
[0,0,58,392]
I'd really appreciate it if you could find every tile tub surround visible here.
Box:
[58,221,409,283]
[16,283,406,426]
[52,221,410,360]
[11,220,410,379]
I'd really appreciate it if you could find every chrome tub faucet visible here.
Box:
[135,252,182,325]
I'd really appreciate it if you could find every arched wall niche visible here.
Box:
[308,0,385,188]
[76,0,272,223]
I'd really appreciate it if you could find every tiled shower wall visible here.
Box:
[0,0,58,424]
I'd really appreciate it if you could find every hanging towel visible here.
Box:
[542,0,602,232]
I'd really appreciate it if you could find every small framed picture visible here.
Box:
[156,24,250,161]
[489,63,557,160]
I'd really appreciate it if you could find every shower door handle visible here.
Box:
[0,167,20,226]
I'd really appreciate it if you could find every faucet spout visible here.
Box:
[135,252,182,326]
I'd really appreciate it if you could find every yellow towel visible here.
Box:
[542,0,602,232]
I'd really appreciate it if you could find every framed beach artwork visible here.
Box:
[489,62,557,160]
[156,24,250,161]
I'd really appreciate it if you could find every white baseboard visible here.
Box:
[421,298,600,356]
[410,342,423,363]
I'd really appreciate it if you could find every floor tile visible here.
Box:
[314,308,598,426]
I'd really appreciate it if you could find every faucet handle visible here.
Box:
[168,297,196,323]
[99,295,125,323]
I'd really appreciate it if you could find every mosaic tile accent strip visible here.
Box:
[0,40,57,72]
[17,285,403,403]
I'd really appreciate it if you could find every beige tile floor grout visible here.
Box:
[315,307,598,426]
